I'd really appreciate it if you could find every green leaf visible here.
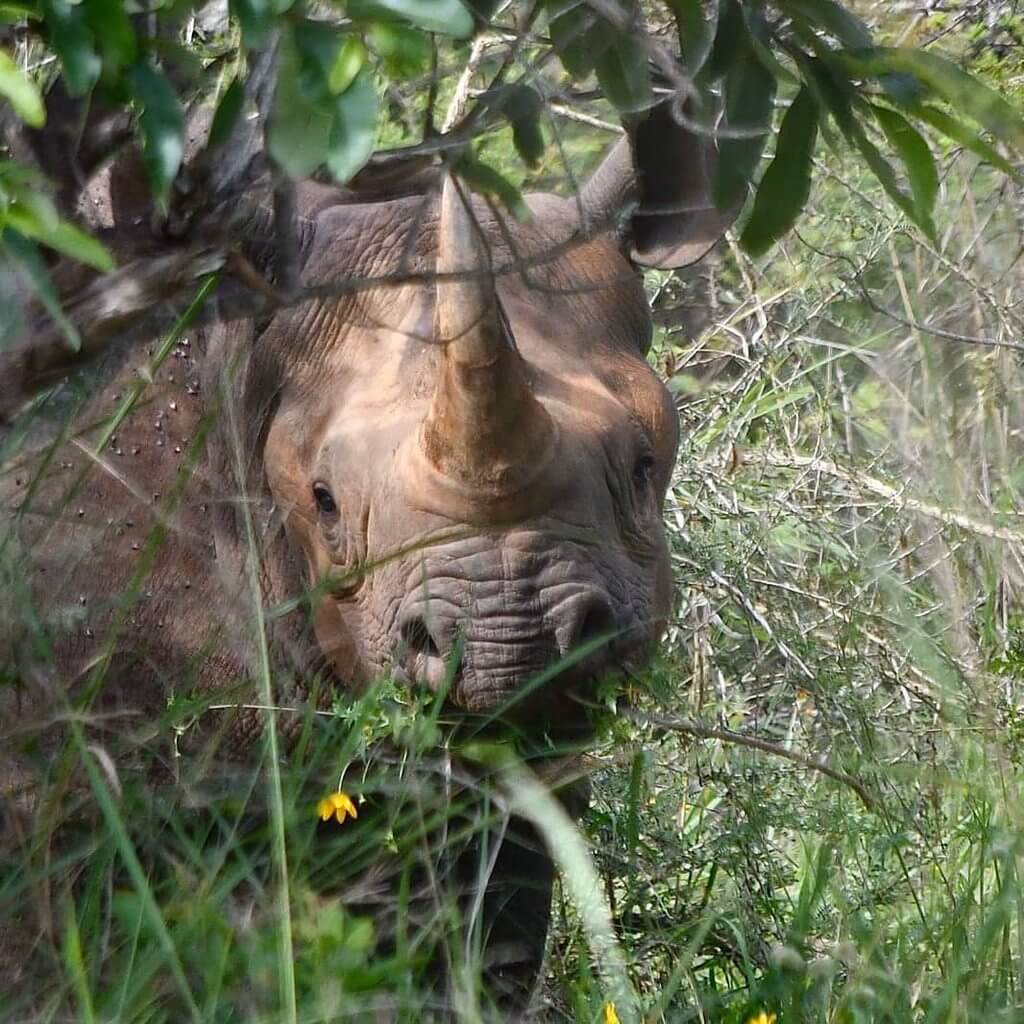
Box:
[42,0,99,96]
[5,184,60,232]
[83,0,136,73]
[268,32,331,178]
[148,39,205,84]
[852,48,1024,155]
[127,62,185,203]
[909,103,1018,179]
[0,49,44,127]
[666,0,712,77]
[546,0,607,80]
[208,77,244,150]
[1,229,80,349]
[872,103,938,237]
[849,118,923,234]
[367,21,430,79]
[0,159,45,190]
[594,30,652,114]
[0,0,39,24]
[293,20,343,103]
[703,0,742,83]
[745,9,798,86]
[5,188,116,271]
[784,0,873,50]
[325,66,378,184]
[348,0,474,39]
[34,220,113,272]
[740,85,819,257]
[801,55,927,235]
[463,0,499,21]
[456,156,531,222]
[488,83,545,167]
[329,36,367,95]
[715,37,776,210]
[19,214,115,271]
[230,0,273,48]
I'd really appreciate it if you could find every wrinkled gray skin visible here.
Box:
[1,103,732,1012]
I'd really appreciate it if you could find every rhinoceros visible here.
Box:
[0,100,731,1014]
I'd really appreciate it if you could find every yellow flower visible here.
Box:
[317,790,358,825]
[746,1013,776,1024]
[603,1002,621,1024]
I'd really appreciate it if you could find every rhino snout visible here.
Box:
[393,586,621,717]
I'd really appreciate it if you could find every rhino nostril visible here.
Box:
[402,616,440,659]
[569,596,616,653]
[398,614,454,691]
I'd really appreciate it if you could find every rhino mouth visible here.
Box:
[379,531,654,732]
[390,618,644,735]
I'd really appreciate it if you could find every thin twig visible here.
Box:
[624,708,877,810]
[758,449,1024,546]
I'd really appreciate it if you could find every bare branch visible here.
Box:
[758,449,1024,546]
[623,708,878,811]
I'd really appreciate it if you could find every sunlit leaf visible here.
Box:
[741,85,819,257]
[127,61,185,204]
[6,184,59,232]
[367,21,430,79]
[329,36,367,95]
[6,190,115,270]
[326,66,378,184]
[0,0,38,22]
[348,0,473,39]
[0,49,44,127]
[293,19,344,103]
[1,229,80,349]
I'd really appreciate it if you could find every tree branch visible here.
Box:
[623,707,878,810]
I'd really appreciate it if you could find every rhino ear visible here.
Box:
[581,100,736,270]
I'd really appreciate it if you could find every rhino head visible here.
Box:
[217,103,732,733]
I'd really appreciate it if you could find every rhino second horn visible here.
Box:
[422,176,554,494]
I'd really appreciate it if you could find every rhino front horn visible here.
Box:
[422,175,554,495]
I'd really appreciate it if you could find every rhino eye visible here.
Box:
[633,453,656,491]
[312,482,338,516]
